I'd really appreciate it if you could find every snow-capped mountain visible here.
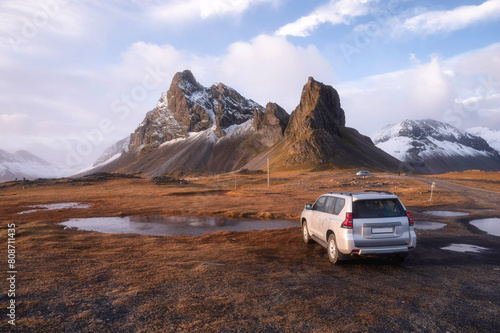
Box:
[374,119,500,174]
[466,127,500,152]
[0,149,61,182]
[88,70,401,176]
[129,70,263,150]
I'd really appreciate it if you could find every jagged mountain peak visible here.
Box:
[277,77,399,169]
[92,72,402,176]
[172,69,200,89]
[285,76,345,140]
[129,70,265,150]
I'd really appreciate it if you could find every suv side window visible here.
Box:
[313,196,327,212]
[324,197,335,214]
[332,198,345,215]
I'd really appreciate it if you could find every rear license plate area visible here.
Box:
[372,227,393,234]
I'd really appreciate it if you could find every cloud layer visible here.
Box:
[1,0,499,171]
[276,0,376,37]
[149,0,279,23]
[339,43,500,136]
[393,0,500,36]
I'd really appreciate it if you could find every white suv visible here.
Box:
[301,191,416,264]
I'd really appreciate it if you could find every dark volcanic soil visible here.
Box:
[1,171,499,332]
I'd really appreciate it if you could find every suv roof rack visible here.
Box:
[363,190,394,195]
[328,190,395,196]
[328,191,353,196]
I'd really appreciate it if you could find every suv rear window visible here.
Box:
[353,199,406,218]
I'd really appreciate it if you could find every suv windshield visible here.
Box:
[353,199,406,218]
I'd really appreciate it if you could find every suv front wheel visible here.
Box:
[302,220,313,244]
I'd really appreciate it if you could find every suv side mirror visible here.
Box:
[305,204,312,210]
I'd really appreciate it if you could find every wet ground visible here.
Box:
[60,215,296,236]
[1,171,499,332]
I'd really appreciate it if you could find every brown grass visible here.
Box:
[1,170,499,332]
[431,170,500,192]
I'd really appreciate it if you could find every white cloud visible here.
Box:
[276,0,377,37]
[338,43,500,136]
[217,34,336,111]
[0,34,332,167]
[339,56,454,136]
[0,113,29,132]
[392,0,500,37]
[0,0,87,53]
[149,0,278,23]
[277,0,500,41]
[110,35,335,113]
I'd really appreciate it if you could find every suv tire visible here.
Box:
[302,220,313,244]
[327,234,346,264]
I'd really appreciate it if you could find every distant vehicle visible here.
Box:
[300,191,416,264]
[356,170,370,176]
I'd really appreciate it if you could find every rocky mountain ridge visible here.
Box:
[90,70,402,176]
[129,70,262,149]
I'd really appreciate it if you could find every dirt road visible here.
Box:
[415,175,500,208]
[1,172,499,332]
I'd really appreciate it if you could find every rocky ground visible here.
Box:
[1,170,499,332]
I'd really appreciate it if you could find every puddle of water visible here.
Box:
[414,221,447,230]
[18,202,92,214]
[470,218,500,237]
[441,244,489,253]
[60,215,297,236]
[422,211,469,217]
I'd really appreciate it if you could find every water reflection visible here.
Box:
[422,211,469,217]
[18,202,92,214]
[441,244,489,253]
[470,218,500,237]
[60,215,296,236]
[414,221,447,230]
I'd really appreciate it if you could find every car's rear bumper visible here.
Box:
[338,230,417,255]
[355,245,415,255]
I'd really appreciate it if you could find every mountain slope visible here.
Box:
[374,119,500,173]
[467,127,500,152]
[0,149,58,182]
[93,136,130,167]
[91,71,403,176]
[241,77,402,171]
[93,70,271,176]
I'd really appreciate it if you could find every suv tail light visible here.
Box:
[406,210,414,226]
[342,213,353,229]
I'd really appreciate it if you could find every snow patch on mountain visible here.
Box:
[374,136,413,162]
[93,137,130,167]
[224,119,253,137]
[467,127,500,152]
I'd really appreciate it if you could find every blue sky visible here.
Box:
[1,0,499,172]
